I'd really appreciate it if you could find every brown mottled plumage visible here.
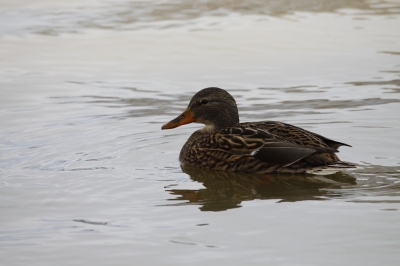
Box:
[162,87,354,174]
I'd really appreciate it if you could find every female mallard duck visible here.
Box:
[162,87,354,174]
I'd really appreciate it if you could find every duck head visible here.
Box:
[162,87,239,132]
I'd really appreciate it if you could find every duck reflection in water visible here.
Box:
[166,166,356,212]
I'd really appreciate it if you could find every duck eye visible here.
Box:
[201,99,208,104]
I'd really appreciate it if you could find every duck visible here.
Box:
[161,87,354,174]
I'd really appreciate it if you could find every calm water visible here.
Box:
[1,0,400,265]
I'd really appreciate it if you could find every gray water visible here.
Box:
[1,0,400,265]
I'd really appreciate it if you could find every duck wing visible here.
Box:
[241,121,351,151]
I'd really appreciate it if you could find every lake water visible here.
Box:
[1,0,400,265]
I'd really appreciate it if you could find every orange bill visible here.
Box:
[162,108,195,130]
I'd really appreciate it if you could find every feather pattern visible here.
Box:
[162,87,355,174]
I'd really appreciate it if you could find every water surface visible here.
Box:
[1,0,400,265]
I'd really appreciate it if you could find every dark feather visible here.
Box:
[307,132,352,150]
[241,121,351,150]
[252,145,316,166]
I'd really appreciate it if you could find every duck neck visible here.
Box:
[214,112,240,131]
[200,118,239,134]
